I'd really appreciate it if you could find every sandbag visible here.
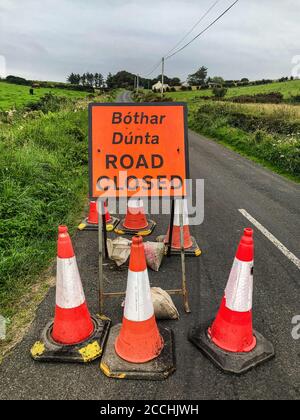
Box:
[144,242,165,272]
[107,237,131,267]
[151,288,179,320]
[107,238,165,271]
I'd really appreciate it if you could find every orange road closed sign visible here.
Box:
[89,102,189,198]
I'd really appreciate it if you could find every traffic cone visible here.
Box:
[115,236,164,363]
[31,226,111,363]
[188,228,275,375]
[157,198,201,256]
[115,198,156,237]
[100,237,176,380]
[78,200,119,232]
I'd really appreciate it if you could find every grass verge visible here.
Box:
[0,91,118,359]
[189,102,300,181]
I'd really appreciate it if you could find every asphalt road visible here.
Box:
[0,92,299,400]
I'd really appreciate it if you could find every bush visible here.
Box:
[133,91,173,103]
[25,93,71,113]
[212,86,228,98]
[224,82,236,88]
[6,75,30,86]
[290,95,300,104]
[229,92,284,104]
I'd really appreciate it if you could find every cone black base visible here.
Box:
[115,220,156,237]
[156,235,202,257]
[31,315,111,364]
[188,323,275,375]
[78,217,120,232]
[100,324,176,381]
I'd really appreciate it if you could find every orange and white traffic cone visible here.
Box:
[189,228,275,374]
[52,226,94,345]
[100,237,176,380]
[115,198,156,237]
[78,200,119,232]
[31,226,111,363]
[115,236,164,363]
[157,198,201,257]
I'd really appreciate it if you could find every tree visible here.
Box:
[86,72,94,87]
[169,77,181,87]
[67,73,77,84]
[81,73,87,86]
[75,74,81,85]
[188,66,208,86]
[212,86,228,99]
[94,73,99,87]
[105,71,136,89]
[211,76,224,85]
[106,73,114,89]
[95,73,104,88]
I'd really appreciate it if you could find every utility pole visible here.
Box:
[136,74,140,94]
[161,57,165,98]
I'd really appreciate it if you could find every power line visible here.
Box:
[139,0,239,82]
[142,59,162,78]
[141,0,221,79]
[164,0,222,57]
[166,0,240,60]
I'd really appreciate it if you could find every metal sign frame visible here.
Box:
[97,198,191,315]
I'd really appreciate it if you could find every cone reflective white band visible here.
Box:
[124,269,154,322]
[225,258,254,312]
[56,257,85,309]
[174,199,189,227]
[128,198,144,209]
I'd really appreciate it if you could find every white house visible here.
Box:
[152,81,170,92]
[181,81,190,88]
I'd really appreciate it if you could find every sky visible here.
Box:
[0,0,299,82]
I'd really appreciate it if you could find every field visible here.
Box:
[168,79,300,102]
[0,81,90,111]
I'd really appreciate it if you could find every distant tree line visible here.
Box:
[1,75,94,92]
[66,70,182,90]
[1,70,297,95]
[67,72,104,88]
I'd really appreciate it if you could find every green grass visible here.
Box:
[0,90,119,322]
[0,81,89,111]
[0,109,89,319]
[168,79,300,102]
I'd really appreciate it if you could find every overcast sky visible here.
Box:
[0,0,299,82]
